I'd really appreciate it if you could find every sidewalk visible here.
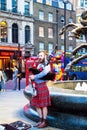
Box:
[3,78,26,90]
[0,89,62,130]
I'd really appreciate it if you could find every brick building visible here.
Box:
[33,0,76,55]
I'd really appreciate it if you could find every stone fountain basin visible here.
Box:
[23,80,87,129]
[24,80,87,113]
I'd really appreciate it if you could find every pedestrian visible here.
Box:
[0,69,5,91]
[13,65,18,90]
[29,50,51,128]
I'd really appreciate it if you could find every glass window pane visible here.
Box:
[12,0,17,13]
[39,10,44,20]
[37,0,43,3]
[48,28,53,38]
[39,27,44,37]
[25,26,30,44]
[80,0,84,7]
[24,1,30,15]
[61,45,64,51]
[0,0,6,11]
[48,43,53,55]
[68,46,73,51]
[12,23,18,43]
[85,0,87,7]
[69,17,73,23]
[39,42,44,51]
[48,13,53,22]
[46,0,52,6]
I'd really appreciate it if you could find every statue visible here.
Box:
[59,10,87,69]
[59,10,87,41]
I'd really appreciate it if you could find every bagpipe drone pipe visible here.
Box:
[29,68,55,81]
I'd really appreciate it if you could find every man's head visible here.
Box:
[38,51,47,63]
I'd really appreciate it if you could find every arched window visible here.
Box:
[25,25,30,44]
[12,23,18,43]
[0,21,7,42]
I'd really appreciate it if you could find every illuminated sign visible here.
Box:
[0,52,14,56]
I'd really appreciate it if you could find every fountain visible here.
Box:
[23,10,87,130]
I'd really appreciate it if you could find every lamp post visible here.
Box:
[56,9,58,49]
[63,0,68,68]
[18,43,21,90]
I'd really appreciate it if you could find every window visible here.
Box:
[59,1,72,10]
[61,34,64,39]
[48,28,53,38]
[80,0,87,7]
[12,0,17,13]
[25,26,30,44]
[61,45,64,51]
[39,10,44,20]
[79,34,85,41]
[85,0,87,7]
[39,42,44,51]
[39,27,44,37]
[24,1,30,16]
[0,21,7,42]
[48,13,53,22]
[59,1,64,9]
[80,34,84,40]
[69,17,73,23]
[67,3,72,10]
[68,31,73,40]
[0,0,6,11]
[81,48,86,53]
[69,37,73,40]
[46,0,52,6]
[12,23,18,43]
[48,43,53,55]
[68,46,73,52]
[80,0,84,6]
[37,0,43,3]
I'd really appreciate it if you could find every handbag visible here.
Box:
[25,83,37,97]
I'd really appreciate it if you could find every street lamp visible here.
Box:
[63,0,68,68]
[18,43,21,90]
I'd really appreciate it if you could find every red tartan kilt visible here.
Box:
[30,82,51,107]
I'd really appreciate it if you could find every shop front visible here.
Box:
[0,45,22,80]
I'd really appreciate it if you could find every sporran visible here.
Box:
[25,83,37,97]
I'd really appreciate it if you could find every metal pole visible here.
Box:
[56,10,58,48]
[64,2,66,68]
[18,43,21,90]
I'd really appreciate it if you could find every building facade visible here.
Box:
[0,0,34,71]
[0,0,76,72]
[33,0,76,55]
[0,0,34,46]
[69,0,87,52]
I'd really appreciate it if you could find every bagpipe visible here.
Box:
[28,46,60,81]
[29,68,55,81]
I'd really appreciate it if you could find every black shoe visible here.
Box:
[33,118,43,127]
[37,120,47,128]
